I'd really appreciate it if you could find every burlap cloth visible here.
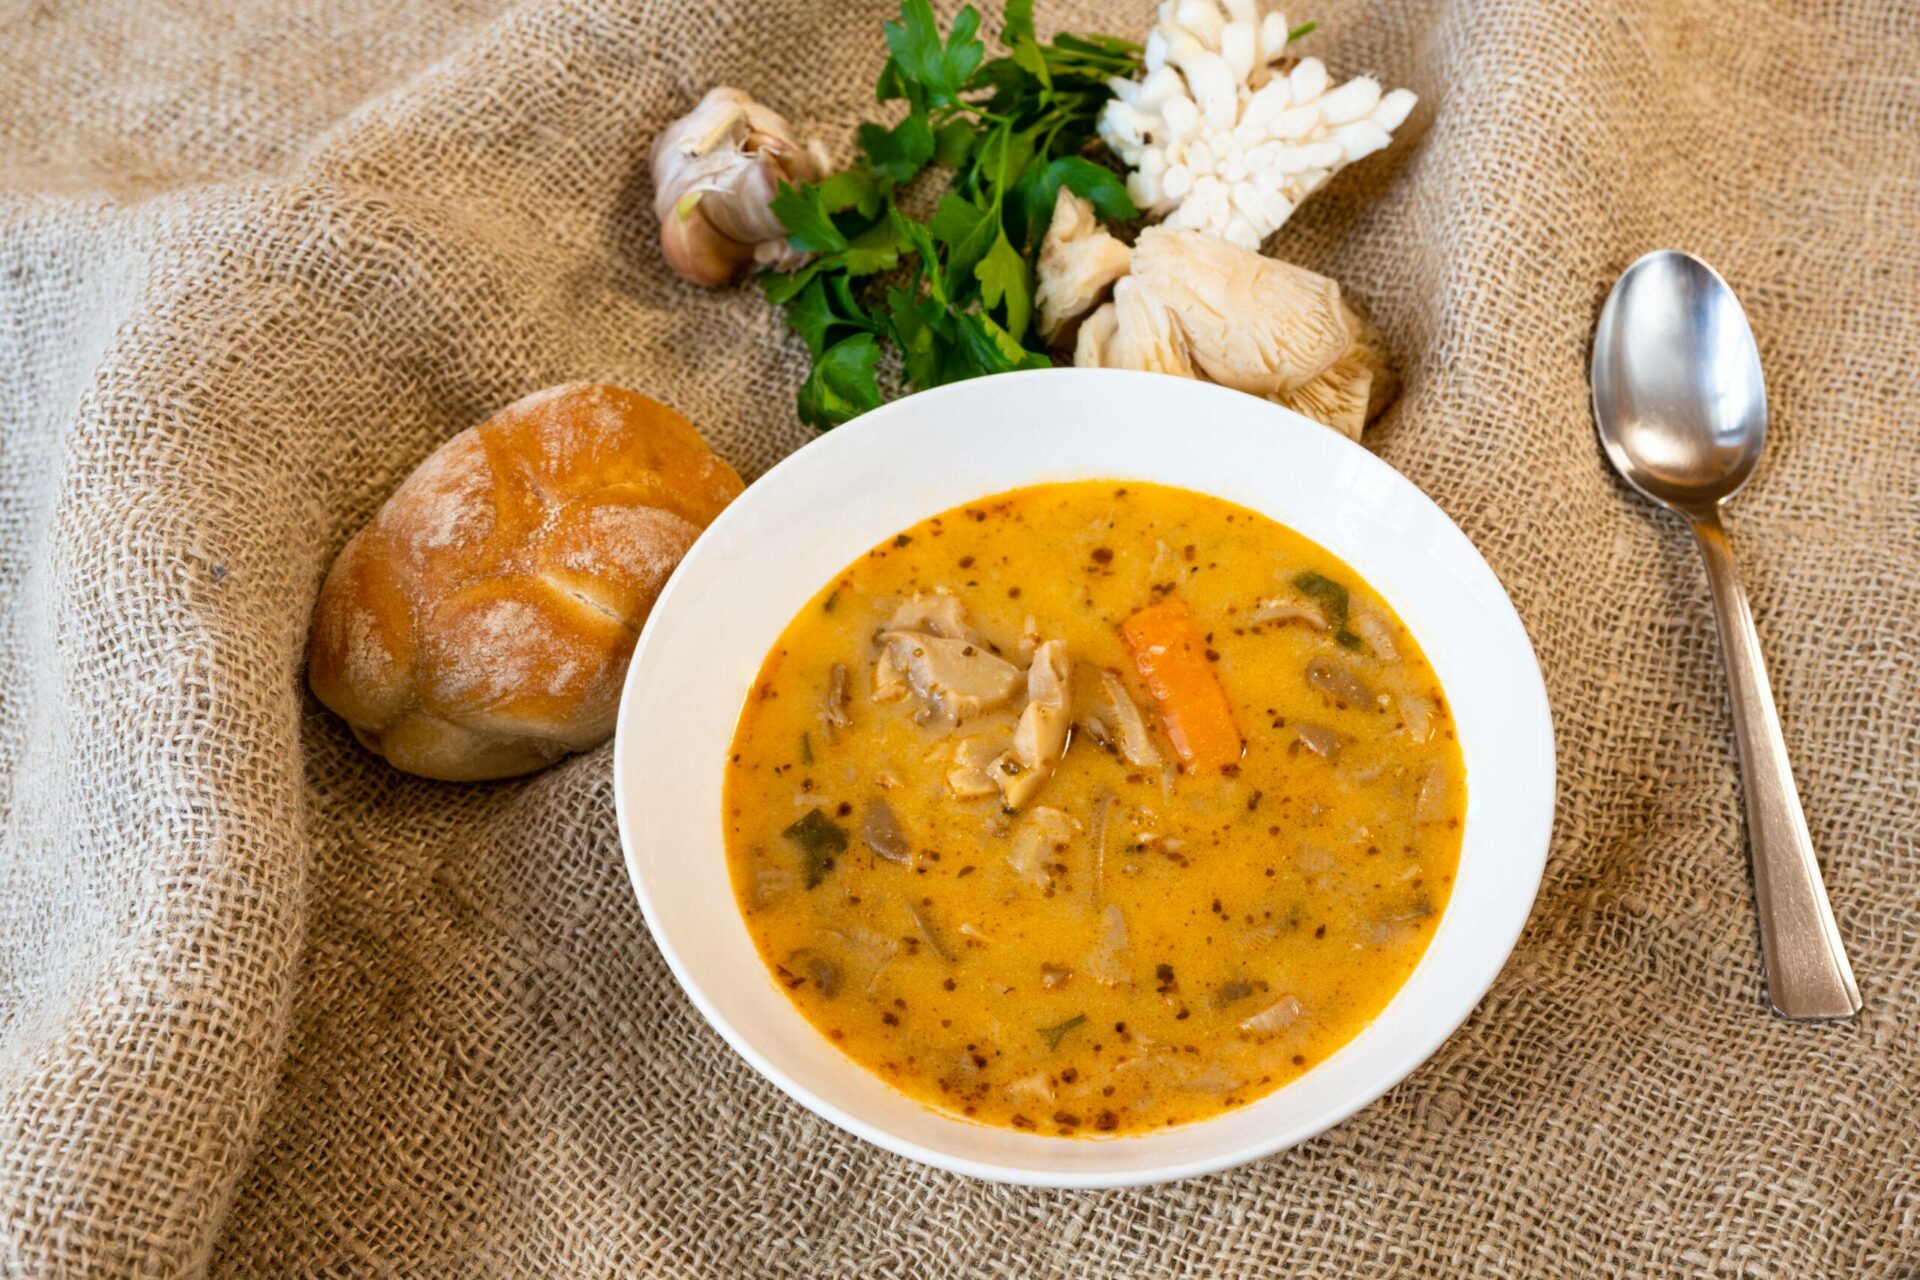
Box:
[1,0,1915,1274]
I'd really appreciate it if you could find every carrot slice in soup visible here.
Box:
[1121,598,1242,770]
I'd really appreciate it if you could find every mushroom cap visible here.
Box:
[1000,639,1073,809]
[1096,669,1162,769]
[1269,301,1400,439]
[878,631,1022,723]
[1073,300,1121,369]
[1336,300,1400,421]
[1036,189,1135,345]
[1268,353,1373,440]
[885,590,975,641]
[1091,276,1199,377]
[1008,806,1080,888]
[1130,226,1350,395]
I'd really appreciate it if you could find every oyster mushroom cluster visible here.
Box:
[1037,190,1395,439]
[649,1,1421,441]
[1098,0,1416,249]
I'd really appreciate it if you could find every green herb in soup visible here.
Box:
[724,481,1465,1135]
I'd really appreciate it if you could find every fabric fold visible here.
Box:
[1,0,1914,1274]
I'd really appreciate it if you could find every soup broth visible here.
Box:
[723,481,1464,1135]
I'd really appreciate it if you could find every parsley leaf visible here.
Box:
[1038,1012,1087,1051]
[972,124,1035,196]
[785,278,840,359]
[760,260,827,306]
[891,209,947,305]
[816,168,882,218]
[884,0,984,106]
[782,807,849,889]
[975,231,1031,339]
[875,56,912,104]
[858,113,936,186]
[797,335,884,431]
[932,118,974,168]
[952,311,1048,378]
[1014,155,1138,244]
[887,285,947,388]
[930,193,997,291]
[769,182,848,254]
[1002,0,1036,47]
[1292,571,1364,650]
[766,0,1143,430]
[1048,156,1137,220]
[786,274,876,359]
[841,217,903,276]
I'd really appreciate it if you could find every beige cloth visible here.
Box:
[1,0,1915,1274]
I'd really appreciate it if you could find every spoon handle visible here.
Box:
[1689,512,1862,1019]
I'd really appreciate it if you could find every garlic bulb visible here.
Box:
[1098,1,1417,249]
[651,87,832,287]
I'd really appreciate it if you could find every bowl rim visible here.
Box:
[613,368,1555,1188]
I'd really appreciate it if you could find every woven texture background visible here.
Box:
[2,0,1916,1274]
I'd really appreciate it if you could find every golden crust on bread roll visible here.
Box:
[307,383,743,781]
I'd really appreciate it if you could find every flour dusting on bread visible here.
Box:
[388,433,496,558]
[307,383,743,781]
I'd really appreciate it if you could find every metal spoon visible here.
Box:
[1591,250,1860,1019]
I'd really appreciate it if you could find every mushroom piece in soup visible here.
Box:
[723,481,1465,1136]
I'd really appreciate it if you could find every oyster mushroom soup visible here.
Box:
[723,480,1465,1136]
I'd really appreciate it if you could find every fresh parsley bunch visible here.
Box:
[765,0,1142,429]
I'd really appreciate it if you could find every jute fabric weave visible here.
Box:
[1,0,1915,1273]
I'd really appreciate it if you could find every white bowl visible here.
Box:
[614,369,1554,1188]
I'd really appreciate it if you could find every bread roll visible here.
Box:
[308,383,743,781]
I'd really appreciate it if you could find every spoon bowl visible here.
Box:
[1591,250,1859,1020]
[1591,250,1769,513]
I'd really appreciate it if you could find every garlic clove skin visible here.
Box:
[658,195,758,288]
[670,147,786,244]
[650,87,829,288]
[751,235,814,275]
